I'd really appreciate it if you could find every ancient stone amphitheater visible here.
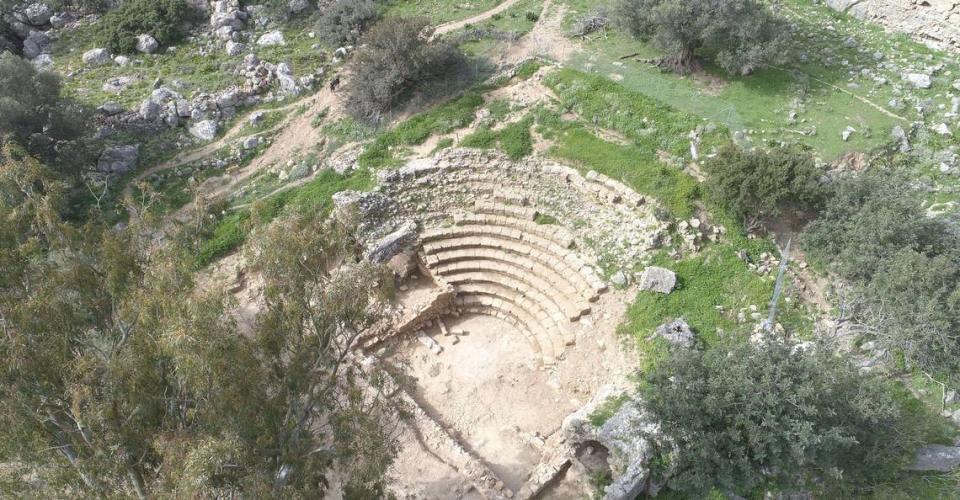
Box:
[340,149,666,498]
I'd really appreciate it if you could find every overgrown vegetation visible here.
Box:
[95,0,194,54]
[196,168,372,267]
[0,141,397,496]
[461,117,533,160]
[704,144,825,229]
[316,0,380,47]
[617,0,790,74]
[0,53,88,170]
[803,169,960,385]
[346,17,467,123]
[643,339,921,496]
[358,90,485,168]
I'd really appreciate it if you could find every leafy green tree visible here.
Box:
[865,248,960,383]
[617,0,790,74]
[245,211,401,496]
[346,17,466,123]
[802,170,955,284]
[0,54,87,164]
[0,151,265,497]
[316,0,380,47]
[641,339,915,496]
[704,144,824,230]
[1,150,399,496]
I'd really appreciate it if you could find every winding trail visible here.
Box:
[434,0,524,36]
[123,0,555,219]
[122,93,324,202]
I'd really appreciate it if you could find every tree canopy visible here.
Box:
[641,339,916,496]
[0,151,400,497]
[617,0,790,74]
[704,144,825,229]
[0,53,87,164]
[803,169,960,384]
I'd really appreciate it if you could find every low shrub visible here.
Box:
[96,0,195,54]
[703,143,825,229]
[345,17,466,124]
[316,0,379,47]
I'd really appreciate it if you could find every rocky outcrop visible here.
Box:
[97,144,140,174]
[908,445,960,472]
[135,34,158,54]
[638,266,676,294]
[653,318,695,348]
[22,30,50,59]
[82,48,111,67]
[332,190,419,264]
[826,0,960,53]
[189,119,219,141]
[256,30,286,46]
[564,387,658,500]
[210,0,248,41]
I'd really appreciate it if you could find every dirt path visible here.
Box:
[502,0,578,64]
[122,94,321,202]
[434,0,524,36]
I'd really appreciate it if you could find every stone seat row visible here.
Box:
[427,248,592,321]
[421,226,606,298]
[455,294,563,366]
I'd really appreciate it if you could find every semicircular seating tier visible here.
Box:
[420,200,607,366]
[377,149,664,366]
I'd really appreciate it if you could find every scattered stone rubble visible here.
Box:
[826,0,960,53]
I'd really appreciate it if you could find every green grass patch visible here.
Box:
[587,394,629,427]
[461,116,533,160]
[382,0,501,24]
[358,90,486,168]
[534,213,559,225]
[624,245,774,345]
[547,124,701,219]
[195,168,372,267]
[544,68,729,160]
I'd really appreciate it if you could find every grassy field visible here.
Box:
[382,0,502,24]
[557,0,959,161]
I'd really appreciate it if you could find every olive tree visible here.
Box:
[704,143,825,230]
[617,0,790,74]
[641,339,916,496]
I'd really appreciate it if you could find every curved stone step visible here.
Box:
[456,295,558,365]
[421,230,605,300]
[432,254,590,322]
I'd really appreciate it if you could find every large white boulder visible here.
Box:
[257,30,286,46]
[136,34,159,54]
[24,3,52,26]
[189,120,219,141]
[82,48,111,67]
[904,72,932,89]
[638,266,677,294]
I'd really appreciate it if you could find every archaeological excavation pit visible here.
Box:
[349,149,667,498]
